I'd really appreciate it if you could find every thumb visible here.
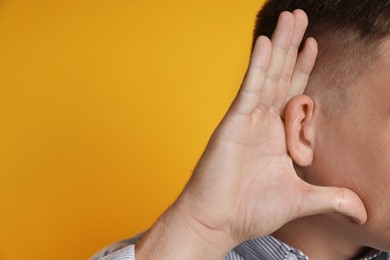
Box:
[296,182,368,224]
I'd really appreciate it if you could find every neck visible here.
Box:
[271,214,372,260]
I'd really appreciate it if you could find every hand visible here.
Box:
[135,9,367,260]
[176,9,367,245]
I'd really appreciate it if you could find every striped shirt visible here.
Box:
[90,231,390,260]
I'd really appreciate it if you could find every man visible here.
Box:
[91,0,390,259]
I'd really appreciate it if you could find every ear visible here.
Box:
[284,95,316,166]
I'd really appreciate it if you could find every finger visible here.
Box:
[229,35,271,116]
[257,11,295,110]
[273,9,308,110]
[287,37,318,101]
[296,182,368,224]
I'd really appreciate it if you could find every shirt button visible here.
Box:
[286,252,298,260]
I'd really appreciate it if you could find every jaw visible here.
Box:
[271,213,373,260]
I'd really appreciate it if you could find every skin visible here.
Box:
[135,10,370,260]
[275,39,390,259]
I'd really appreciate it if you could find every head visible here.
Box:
[254,0,390,251]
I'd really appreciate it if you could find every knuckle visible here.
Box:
[299,67,311,76]
[266,73,281,84]
[281,73,292,84]
[273,44,289,52]
[249,62,267,73]
[336,188,346,212]
[241,87,261,97]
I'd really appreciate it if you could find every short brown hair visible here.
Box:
[253,0,390,113]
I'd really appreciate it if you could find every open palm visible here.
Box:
[177,9,367,245]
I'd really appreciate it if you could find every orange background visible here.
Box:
[0,0,265,259]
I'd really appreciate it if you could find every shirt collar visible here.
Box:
[233,235,385,260]
[361,249,383,260]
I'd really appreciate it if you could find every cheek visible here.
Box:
[311,118,390,249]
[358,137,390,239]
[308,124,362,188]
[351,127,390,217]
[313,124,390,210]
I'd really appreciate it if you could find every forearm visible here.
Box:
[135,203,237,260]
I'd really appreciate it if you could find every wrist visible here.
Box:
[136,202,237,260]
[174,200,238,254]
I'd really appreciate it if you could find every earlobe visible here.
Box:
[284,95,315,167]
